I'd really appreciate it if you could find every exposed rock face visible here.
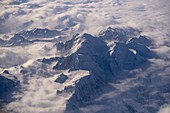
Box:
[55,73,68,83]
[66,69,107,110]
[110,40,152,71]
[127,36,156,58]
[110,42,137,71]
[0,75,18,103]
[3,70,10,74]
[128,35,152,46]
[8,34,30,46]
[98,27,140,42]
[54,33,109,71]
[0,39,5,45]
[0,75,15,93]
[19,28,60,39]
[41,57,59,64]
[0,34,30,46]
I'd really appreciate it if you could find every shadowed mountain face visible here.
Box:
[0,74,19,104]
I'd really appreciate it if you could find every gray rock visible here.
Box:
[55,73,68,83]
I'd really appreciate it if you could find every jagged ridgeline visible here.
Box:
[53,27,157,110]
[0,28,61,47]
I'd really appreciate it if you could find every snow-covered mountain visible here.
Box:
[0,0,169,113]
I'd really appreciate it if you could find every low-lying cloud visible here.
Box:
[0,49,28,67]
[6,76,68,113]
[157,104,170,113]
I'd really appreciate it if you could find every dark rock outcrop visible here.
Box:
[55,73,68,83]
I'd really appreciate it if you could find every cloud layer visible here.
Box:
[6,76,69,113]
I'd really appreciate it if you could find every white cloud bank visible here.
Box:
[0,42,56,67]
[6,76,69,113]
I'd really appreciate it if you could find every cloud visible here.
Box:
[157,104,170,113]
[0,43,56,67]
[6,76,69,113]
[0,49,28,67]
[153,46,170,59]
